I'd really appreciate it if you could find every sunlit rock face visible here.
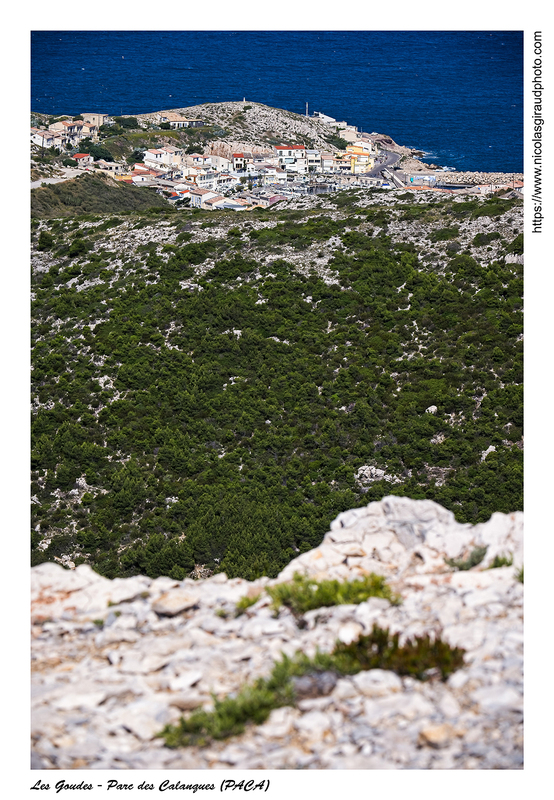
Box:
[31,496,523,771]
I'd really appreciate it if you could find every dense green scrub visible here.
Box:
[31,173,169,218]
[30,194,523,580]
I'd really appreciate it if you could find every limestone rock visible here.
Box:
[418,723,457,748]
[30,496,523,770]
[151,589,199,616]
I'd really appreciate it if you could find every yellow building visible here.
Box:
[346,145,375,174]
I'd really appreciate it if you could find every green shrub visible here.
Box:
[235,593,261,616]
[506,233,523,255]
[487,553,513,569]
[267,572,400,616]
[159,624,465,747]
[37,230,54,251]
[327,624,465,681]
[472,231,501,247]
[445,545,488,571]
[428,226,459,242]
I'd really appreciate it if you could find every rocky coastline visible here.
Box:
[137,102,522,187]
[31,496,523,771]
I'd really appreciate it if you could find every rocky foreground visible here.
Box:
[31,496,523,770]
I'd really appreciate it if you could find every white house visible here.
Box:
[143,146,183,171]
[94,159,126,173]
[48,119,96,145]
[155,112,189,129]
[31,128,65,151]
[311,111,336,124]
[209,155,232,172]
[232,152,254,171]
[204,194,228,210]
[306,150,321,172]
[194,171,219,191]
[189,188,218,208]
[274,145,307,173]
[72,153,94,167]
[320,152,335,172]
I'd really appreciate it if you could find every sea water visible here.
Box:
[31,30,523,173]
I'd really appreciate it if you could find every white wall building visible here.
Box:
[143,146,183,171]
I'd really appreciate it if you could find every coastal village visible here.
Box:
[31,105,524,211]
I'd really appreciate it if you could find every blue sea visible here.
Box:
[31,31,523,173]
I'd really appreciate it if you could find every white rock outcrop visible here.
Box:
[31,496,523,770]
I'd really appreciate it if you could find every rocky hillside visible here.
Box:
[31,189,523,581]
[138,101,351,155]
[31,496,523,770]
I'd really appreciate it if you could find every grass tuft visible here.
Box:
[158,624,465,748]
[445,545,488,571]
[487,553,513,569]
[235,593,261,616]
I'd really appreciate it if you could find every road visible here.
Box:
[367,149,401,179]
[30,167,85,189]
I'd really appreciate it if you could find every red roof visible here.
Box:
[275,145,306,151]
[73,153,90,159]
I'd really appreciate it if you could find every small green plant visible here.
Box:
[505,232,523,255]
[327,625,465,681]
[235,592,261,616]
[487,553,513,569]
[472,231,501,247]
[158,624,465,748]
[37,230,54,251]
[516,566,524,583]
[445,545,488,571]
[266,572,400,616]
[428,226,460,243]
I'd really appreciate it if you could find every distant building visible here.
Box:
[80,113,108,128]
[94,159,126,173]
[143,146,183,171]
[30,128,65,151]
[72,153,94,167]
[204,194,227,210]
[187,188,212,208]
[274,145,307,173]
[47,119,97,145]
[156,112,204,128]
[311,111,336,124]
[232,153,254,171]
[306,150,321,171]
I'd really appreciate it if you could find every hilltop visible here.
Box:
[137,100,358,155]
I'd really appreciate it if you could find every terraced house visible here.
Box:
[30,128,65,151]
[48,119,98,145]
